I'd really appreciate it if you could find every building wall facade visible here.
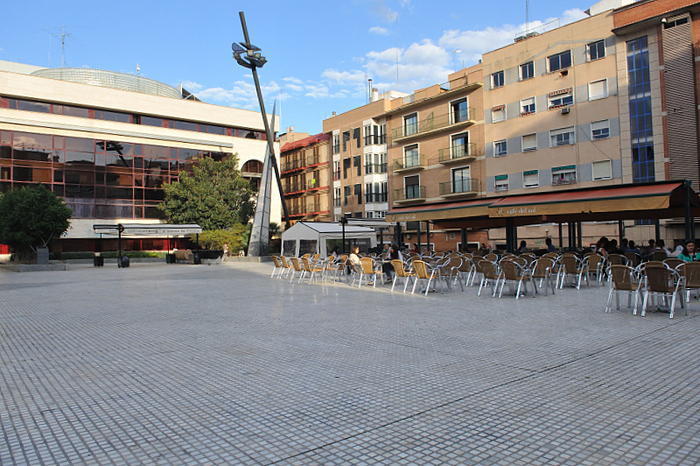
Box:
[0,60,279,249]
[482,10,623,196]
[279,131,332,223]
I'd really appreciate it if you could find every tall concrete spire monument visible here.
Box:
[233,11,290,257]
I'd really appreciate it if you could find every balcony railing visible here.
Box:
[393,185,426,203]
[280,155,326,172]
[365,193,388,203]
[283,180,328,194]
[392,153,426,172]
[437,143,478,164]
[365,163,388,174]
[391,107,475,141]
[439,178,479,197]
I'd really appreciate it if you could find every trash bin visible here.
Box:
[120,256,130,268]
[93,253,104,267]
[166,253,175,264]
[193,253,201,265]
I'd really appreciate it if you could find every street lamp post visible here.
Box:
[233,11,290,257]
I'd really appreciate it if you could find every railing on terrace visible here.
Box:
[438,178,479,196]
[391,107,475,141]
[365,192,388,203]
[364,163,388,174]
[393,185,426,202]
[437,143,477,163]
[392,153,426,172]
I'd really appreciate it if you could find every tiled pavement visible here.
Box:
[1,261,700,465]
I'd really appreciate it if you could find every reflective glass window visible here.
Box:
[13,132,52,150]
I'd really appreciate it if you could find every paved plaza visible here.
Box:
[1,260,700,465]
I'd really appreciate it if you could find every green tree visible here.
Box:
[0,184,72,262]
[198,226,248,252]
[158,155,255,231]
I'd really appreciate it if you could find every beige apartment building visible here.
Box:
[323,92,407,223]
[385,65,487,251]
[278,128,332,223]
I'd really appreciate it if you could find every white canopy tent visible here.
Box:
[281,221,377,257]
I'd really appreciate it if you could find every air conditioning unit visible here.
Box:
[561,107,570,115]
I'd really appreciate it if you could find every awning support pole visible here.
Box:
[558,223,563,249]
[618,220,624,244]
[505,218,515,253]
[461,228,467,252]
[417,222,422,253]
[577,222,583,249]
[426,221,431,252]
[685,179,694,241]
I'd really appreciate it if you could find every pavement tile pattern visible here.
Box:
[1,261,699,465]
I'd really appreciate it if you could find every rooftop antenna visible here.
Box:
[136,63,140,75]
[59,26,71,67]
[525,0,530,34]
[452,49,462,71]
[394,13,400,90]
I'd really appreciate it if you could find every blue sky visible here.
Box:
[1,0,591,135]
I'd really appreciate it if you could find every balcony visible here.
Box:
[393,186,426,204]
[280,155,327,174]
[392,154,426,173]
[364,163,388,175]
[438,178,479,199]
[438,143,477,164]
[283,180,329,195]
[391,107,476,143]
[365,193,388,204]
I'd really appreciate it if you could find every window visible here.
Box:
[588,40,605,61]
[589,79,608,100]
[592,160,612,180]
[404,144,419,168]
[451,98,469,123]
[492,70,505,88]
[354,184,362,204]
[353,127,361,148]
[495,175,509,192]
[591,120,610,140]
[343,158,351,178]
[664,16,689,29]
[521,97,535,115]
[343,185,351,205]
[550,127,575,147]
[334,187,341,207]
[353,155,361,176]
[492,105,505,123]
[548,50,572,72]
[523,170,539,188]
[404,175,421,199]
[332,134,340,154]
[452,167,471,194]
[552,165,577,185]
[342,131,350,151]
[333,161,341,180]
[522,133,537,152]
[452,133,469,159]
[520,61,534,80]
[379,123,386,144]
[548,89,573,109]
[494,140,507,157]
[404,113,418,136]
[364,125,372,145]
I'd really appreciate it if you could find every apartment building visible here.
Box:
[279,128,332,223]
[385,65,487,251]
[323,92,406,223]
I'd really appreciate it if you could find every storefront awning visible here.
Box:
[93,224,202,236]
[386,197,500,223]
[487,181,697,219]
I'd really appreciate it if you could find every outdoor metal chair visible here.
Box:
[301,257,324,284]
[391,259,415,293]
[605,265,642,314]
[411,260,439,296]
[677,262,700,303]
[497,259,534,299]
[531,257,556,296]
[476,259,501,297]
[641,264,685,318]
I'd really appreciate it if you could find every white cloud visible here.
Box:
[285,83,304,92]
[369,26,390,36]
[283,76,303,85]
[321,69,366,85]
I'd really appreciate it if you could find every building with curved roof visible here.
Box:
[0,59,280,253]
